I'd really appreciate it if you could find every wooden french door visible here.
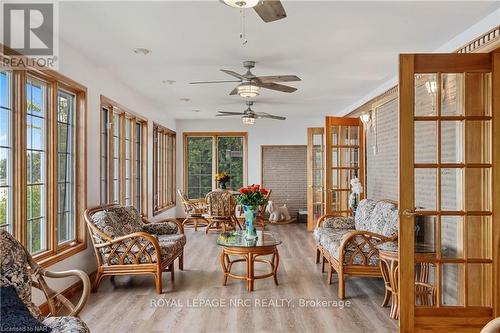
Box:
[399,53,500,332]
[307,128,324,230]
[325,117,365,216]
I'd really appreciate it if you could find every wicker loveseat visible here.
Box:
[84,204,186,294]
[0,230,91,332]
[313,199,398,299]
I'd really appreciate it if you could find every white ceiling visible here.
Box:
[59,1,499,119]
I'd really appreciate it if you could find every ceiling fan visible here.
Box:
[216,101,286,125]
[221,0,287,23]
[190,61,301,97]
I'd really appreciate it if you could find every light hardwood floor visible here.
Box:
[78,223,398,333]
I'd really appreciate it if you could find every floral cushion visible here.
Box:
[323,216,355,229]
[0,230,41,319]
[91,206,144,238]
[354,199,377,231]
[158,234,187,263]
[313,227,352,244]
[366,201,398,236]
[43,316,90,333]
[142,221,178,235]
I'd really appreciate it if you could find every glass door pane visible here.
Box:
[325,118,364,216]
[399,53,497,332]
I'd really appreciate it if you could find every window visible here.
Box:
[153,124,176,214]
[57,91,75,244]
[100,96,147,215]
[184,132,247,199]
[0,71,13,233]
[26,77,48,254]
[0,50,87,267]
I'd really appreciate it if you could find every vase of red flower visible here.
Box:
[237,185,269,241]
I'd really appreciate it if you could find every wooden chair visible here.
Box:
[0,230,90,332]
[205,190,239,233]
[177,189,209,231]
[84,204,186,294]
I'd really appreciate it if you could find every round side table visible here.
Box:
[378,242,436,320]
[217,230,281,291]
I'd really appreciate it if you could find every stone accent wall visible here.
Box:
[261,146,307,216]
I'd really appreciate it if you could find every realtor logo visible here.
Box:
[2,1,59,69]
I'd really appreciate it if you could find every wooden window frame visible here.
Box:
[153,123,176,215]
[0,48,88,268]
[183,132,248,199]
[99,95,148,217]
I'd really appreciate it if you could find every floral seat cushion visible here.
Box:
[158,234,187,263]
[313,227,352,246]
[43,316,90,333]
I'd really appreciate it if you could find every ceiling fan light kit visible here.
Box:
[223,0,260,9]
[242,114,256,125]
[237,82,260,98]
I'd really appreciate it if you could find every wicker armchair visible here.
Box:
[205,190,240,233]
[313,199,398,299]
[84,204,186,294]
[0,230,90,332]
[177,189,209,231]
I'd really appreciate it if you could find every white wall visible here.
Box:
[33,39,177,304]
[175,117,323,216]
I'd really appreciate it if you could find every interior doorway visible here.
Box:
[261,145,308,222]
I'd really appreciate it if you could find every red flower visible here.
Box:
[240,188,249,194]
[260,188,268,195]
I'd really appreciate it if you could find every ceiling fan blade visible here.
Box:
[254,0,287,22]
[220,69,246,80]
[256,112,286,120]
[190,80,241,84]
[256,82,297,93]
[256,75,301,83]
[229,87,239,95]
[217,111,245,115]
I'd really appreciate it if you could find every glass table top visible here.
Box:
[217,231,282,248]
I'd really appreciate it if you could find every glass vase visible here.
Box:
[243,205,258,241]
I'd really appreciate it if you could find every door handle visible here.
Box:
[402,208,416,218]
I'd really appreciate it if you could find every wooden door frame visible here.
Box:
[398,52,500,332]
[306,128,325,231]
[324,117,365,216]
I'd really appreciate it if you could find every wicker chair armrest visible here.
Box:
[315,214,350,228]
[186,199,207,211]
[94,231,162,266]
[338,230,396,261]
[42,269,90,316]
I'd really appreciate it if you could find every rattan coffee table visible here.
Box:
[217,230,281,291]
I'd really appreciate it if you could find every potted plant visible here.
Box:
[237,184,269,240]
[215,172,231,189]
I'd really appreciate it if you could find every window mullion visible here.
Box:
[107,107,114,204]
[48,80,58,254]
[12,70,27,244]
[120,113,125,205]
[130,118,136,209]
